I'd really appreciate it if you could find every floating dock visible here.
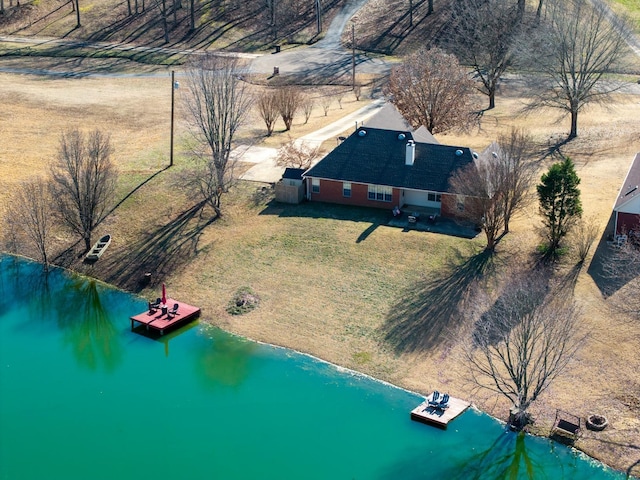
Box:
[410,392,471,429]
[130,298,201,335]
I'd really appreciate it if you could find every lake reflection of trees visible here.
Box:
[449,430,546,480]
[1,255,123,371]
[49,275,123,372]
[0,255,49,320]
[379,429,560,480]
[193,326,257,389]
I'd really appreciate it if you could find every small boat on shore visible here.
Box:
[84,234,111,262]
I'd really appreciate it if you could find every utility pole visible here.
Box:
[170,70,177,167]
[315,0,321,34]
[351,22,355,91]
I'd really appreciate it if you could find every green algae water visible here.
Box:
[0,256,626,480]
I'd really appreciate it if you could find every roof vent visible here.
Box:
[455,149,463,156]
[624,186,638,197]
[398,133,406,140]
[358,130,367,137]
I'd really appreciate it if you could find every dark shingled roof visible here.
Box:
[364,103,439,144]
[305,127,473,192]
[282,167,306,180]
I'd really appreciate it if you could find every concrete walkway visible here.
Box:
[238,98,386,183]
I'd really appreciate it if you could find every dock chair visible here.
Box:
[437,393,450,410]
[428,391,441,407]
[166,303,179,319]
[148,298,161,314]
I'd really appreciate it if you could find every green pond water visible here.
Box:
[0,255,626,479]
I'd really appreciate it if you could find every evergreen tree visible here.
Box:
[537,156,582,257]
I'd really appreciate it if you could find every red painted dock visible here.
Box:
[410,392,471,429]
[130,298,201,335]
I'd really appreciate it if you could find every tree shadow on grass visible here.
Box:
[379,247,496,354]
[52,167,171,265]
[99,199,214,292]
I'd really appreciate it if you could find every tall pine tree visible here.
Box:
[537,156,582,257]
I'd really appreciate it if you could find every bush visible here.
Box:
[227,286,260,315]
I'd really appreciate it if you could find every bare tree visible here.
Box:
[335,89,345,109]
[156,0,170,43]
[184,54,252,217]
[449,130,536,249]
[275,86,302,131]
[4,178,56,271]
[449,157,505,251]
[276,139,321,170]
[50,129,117,252]
[257,90,279,136]
[447,0,519,110]
[301,96,314,124]
[494,128,538,233]
[523,0,630,139]
[320,95,332,116]
[71,0,81,28]
[467,270,583,429]
[385,47,476,134]
[353,84,362,101]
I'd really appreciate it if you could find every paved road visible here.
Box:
[238,98,386,183]
[0,0,390,78]
[248,0,391,76]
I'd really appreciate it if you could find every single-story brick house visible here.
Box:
[303,125,474,220]
[613,152,640,241]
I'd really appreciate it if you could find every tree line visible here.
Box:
[5,129,118,272]
[386,0,631,140]
[11,0,346,45]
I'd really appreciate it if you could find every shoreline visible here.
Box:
[3,252,632,477]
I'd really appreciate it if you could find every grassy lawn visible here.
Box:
[2,67,640,474]
[0,42,185,65]
[610,0,640,30]
[1,0,640,472]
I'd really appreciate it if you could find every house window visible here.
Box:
[343,182,352,197]
[428,192,442,202]
[367,185,393,202]
[312,178,320,193]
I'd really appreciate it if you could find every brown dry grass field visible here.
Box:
[1,66,640,476]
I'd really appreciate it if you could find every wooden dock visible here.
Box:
[410,392,471,429]
[130,298,201,335]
